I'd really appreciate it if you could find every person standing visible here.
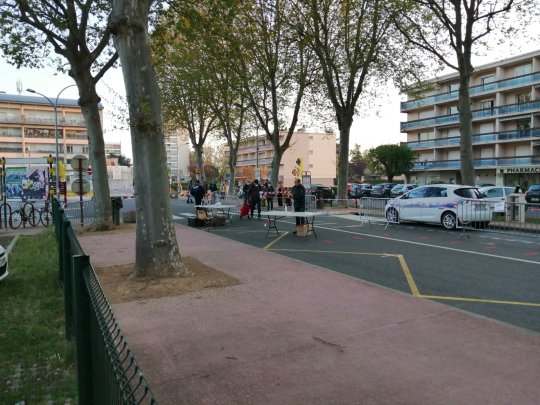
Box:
[263,179,275,211]
[248,179,263,219]
[276,184,283,207]
[190,180,205,206]
[291,178,306,226]
[209,181,218,204]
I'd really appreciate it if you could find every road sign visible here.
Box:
[71,155,89,171]
[86,166,92,176]
[71,179,91,195]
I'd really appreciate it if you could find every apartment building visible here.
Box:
[165,131,190,180]
[0,93,94,164]
[105,141,122,157]
[231,130,336,186]
[401,50,540,188]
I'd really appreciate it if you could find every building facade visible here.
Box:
[231,130,337,186]
[401,50,540,188]
[165,131,190,180]
[0,93,94,165]
[104,141,122,157]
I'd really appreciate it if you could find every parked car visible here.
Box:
[525,184,540,206]
[385,184,492,230]
[479,186,515,213]
[350,184,372,198]
[347,183,359,197]
[0,244,9,282]
[370,183,397,198]
[389,184,417,198]
[307,184,335,200]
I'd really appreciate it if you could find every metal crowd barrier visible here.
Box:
[358,197,390,226]
[481,200,540,236]
[53,200,158,404]
[63,199,95,227]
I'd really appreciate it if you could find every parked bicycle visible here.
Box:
[9,201,39,229]
[34,201,53,227]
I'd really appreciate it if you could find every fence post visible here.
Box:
[72,254,94,405]
[62,216,73,340]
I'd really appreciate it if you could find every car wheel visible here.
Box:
[441,211,457,230]
[386,208,399,223]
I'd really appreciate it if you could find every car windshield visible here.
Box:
[528,185,540,191]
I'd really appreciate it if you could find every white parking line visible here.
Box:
[315,224,540,266]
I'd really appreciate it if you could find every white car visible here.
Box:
[0,244,8,282]
[385,184,492,230]
[479,186,516,213]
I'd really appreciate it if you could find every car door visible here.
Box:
[398,187,427,221]
[420,186,449,223]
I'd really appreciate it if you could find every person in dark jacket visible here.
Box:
[190,180,205,205]
[248,179,263,219]
[291,178,306,225]
[263,179,275,211]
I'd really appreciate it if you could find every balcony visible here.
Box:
[412,155,540,171]
[404,127,540,150]
[401,100,540,131]
[401,71,540,111]
[236,157,274,167]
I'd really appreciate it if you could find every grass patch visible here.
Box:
[0,230,77,404]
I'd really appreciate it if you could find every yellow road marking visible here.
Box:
[397,254,420,297]
[419,295,540,307]
[263,232,289,250]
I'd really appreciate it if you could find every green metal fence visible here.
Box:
[53,200,158,405]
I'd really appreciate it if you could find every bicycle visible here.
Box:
[9,201,39,229]
[34,201,53,227]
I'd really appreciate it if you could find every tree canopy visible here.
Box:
[366,144,417,182]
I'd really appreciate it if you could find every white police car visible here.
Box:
[385,184,492,230]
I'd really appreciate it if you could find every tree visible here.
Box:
[110,0,190,277]
[349,144,367,181]
[294,0,420,201]
[108,153,132,167]
[365,144,417,181]
[152,14,219,183]
[234,0,317,187]
[156,0,249,193]
[395,0,532,186]
[0,0,116,229]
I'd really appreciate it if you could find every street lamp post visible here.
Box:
[27,85,77,201]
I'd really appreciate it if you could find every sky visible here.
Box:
[0,15,538,160]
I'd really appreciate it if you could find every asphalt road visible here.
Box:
[143,198,540,333]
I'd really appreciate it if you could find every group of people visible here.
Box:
[187,180,226,205]
[242,178,306,225]
[188,177,307,226]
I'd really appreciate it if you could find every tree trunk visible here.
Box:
[111,0,189,277]
[458,74,475,186]
[193,145,204,182]
[76,83,112,230]
[270,146,283,188]
[336,112,353,202]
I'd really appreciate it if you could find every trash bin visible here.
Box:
[111,197,123,225]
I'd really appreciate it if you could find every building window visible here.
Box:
[447,105,458,115]
[481,75,494,85]
[517,119,530,131]
[83,146,89,154]
[67,145,73,153]
[480,100,494,110]
[516,92,531,104]
[514,64,532,77]
[447,83,459,93]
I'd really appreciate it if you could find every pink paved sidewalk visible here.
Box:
[79,224,540,405]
